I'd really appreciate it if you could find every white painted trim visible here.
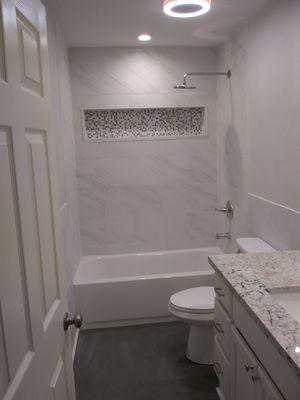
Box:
[82,316,177,330]
[72,329,79,362]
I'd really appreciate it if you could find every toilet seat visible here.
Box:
[168,286,215,364]
[169,287,215,314]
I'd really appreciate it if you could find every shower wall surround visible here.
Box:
[70,47,218,255]
[83,107,206,141]
[217,0,300,253]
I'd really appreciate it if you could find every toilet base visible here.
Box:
[186,323,214,365]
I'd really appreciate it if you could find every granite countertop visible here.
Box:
[208,251,300,371]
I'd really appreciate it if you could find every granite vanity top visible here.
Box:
[208,251,300,371]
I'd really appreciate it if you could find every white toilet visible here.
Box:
[168,237,276,365]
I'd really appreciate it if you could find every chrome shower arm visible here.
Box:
[183,71,231,80]
[175,70,231,89]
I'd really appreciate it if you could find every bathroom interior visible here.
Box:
[1,0,300,399]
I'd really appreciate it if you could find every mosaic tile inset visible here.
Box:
[83,107,206,141]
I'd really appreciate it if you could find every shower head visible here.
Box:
[174,84,196,89]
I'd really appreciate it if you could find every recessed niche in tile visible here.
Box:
[82,107,206,142]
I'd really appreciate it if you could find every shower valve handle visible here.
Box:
[215,201,234,220]
[215,207,228,212]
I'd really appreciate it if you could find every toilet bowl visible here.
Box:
[168,287,215,364]
[168,237,276,365]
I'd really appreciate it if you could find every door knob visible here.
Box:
[63,313,83,331]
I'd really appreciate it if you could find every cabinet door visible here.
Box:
[231,328,258,400]
[214,299,232,358]
[214,339,230,400]
[257,366,284,400]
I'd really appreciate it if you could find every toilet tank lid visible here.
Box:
[236,237,276,253]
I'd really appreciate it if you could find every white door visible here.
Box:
[0,0,77,399]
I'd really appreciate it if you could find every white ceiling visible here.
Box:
[49,0,271,48]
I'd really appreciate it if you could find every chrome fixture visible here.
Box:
[174,70,231,89]
[216,232,231,240]
[215,200,234,220]
[63,313,83,331]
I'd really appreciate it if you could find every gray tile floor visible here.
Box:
[74,322,218,400]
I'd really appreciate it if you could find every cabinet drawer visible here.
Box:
[214,339,230,400]
[215,275,233,316]
[214,299,232,357]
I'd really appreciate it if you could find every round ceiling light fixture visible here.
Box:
[138,33,152,41]
[163,0,211,18]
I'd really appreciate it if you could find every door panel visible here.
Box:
[50,356,69,400]
[0,0,76,399]
[25,130,59,316]
[0,126,33,378]
[16,9,43,95]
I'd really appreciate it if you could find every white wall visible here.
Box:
[217,0,300,252]
[70,47,219,255]
[43,1,81,341]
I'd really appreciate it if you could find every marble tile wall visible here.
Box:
[216,25,250,253]
[216,0,300,253]
[69,47,218,255]
[249,194,300,251]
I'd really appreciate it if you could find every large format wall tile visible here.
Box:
[217,1,300,253]
[70,47,218,255]
[249,194,300,251]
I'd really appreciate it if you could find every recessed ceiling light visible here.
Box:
[138,34,152,42]
[163,0,211,18]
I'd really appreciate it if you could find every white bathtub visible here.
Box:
[74,247,222,329]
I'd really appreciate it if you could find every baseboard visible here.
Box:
[82,315,177,330]
[72,329,79,362]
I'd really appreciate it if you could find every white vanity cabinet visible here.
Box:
[214,276,233,400]
[231,327,284,400]
[231,327,258,400]
[257,366,285,400]
[214,274,295,400]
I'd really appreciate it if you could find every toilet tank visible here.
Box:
[236,238,276,253]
